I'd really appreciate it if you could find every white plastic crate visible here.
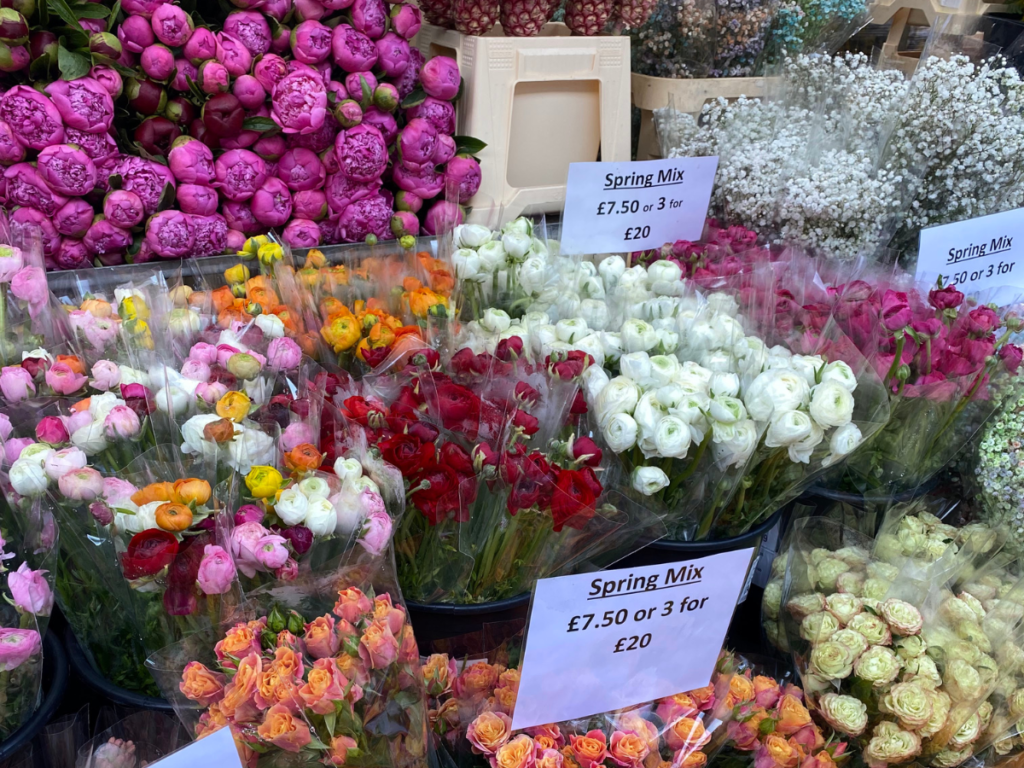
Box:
[413,23,632,225]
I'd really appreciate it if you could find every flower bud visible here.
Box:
[183,26,216,63]
[37,144,97,196]
[293,189,328,221]
[286,610,304,635]
[421,56,460,101]
[117,14,154,54]
[390,210,419,239]
[89,31,121,60]
[251,177,293,227]
[169,135,216,184]
[0,9,29,45]
[223,10,271,57]
[253,133,286,160]
[361,105,398,144]
[140,43,175,80]
[151,4,194,47]
[146,210,195,258]
[267,605,287,633]
[375,32,410,77]
[215,148,267,201]
[291,19,332,64]
[164,96,196,125]
[395,190,422,213]
[216,32,252,78]
[351,0,387,38]
[222,201,260,234]
[83,217,132,257]
[127,78,167,115]
[320,145,339,174]
[231,74,265,110]
[271,22,290,50]
[282,218,321,248]
[90,65,123,98]
[0,120,22,166]
[345,71,377,103]
[197,60,229,94]
[203,92,244,138]
[399,117,438,166]
[170,58,197,92]
[29,29,57,61]
[227,352,262,380]
[55,238,91,270]
[432,133,456,165]
[423,200,463,236]
[293,0,325,21]
[0,41,26,72]
[54,199,95,238]
[253,53,288,93]
[104,189,146,229]
[331,24,377,73]
[226,229,246,251]
[445,156,482,203]
[373,83,399,112]
[90,500,114,526]
[134,115,180,156]
[390,4,422,39]
[334,98,363,128]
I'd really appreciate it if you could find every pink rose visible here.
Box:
[0,366,35,402]
[467,711,513,755]
[299,657,349,714]
[333,587,372,623]
[303,614,340,659]
[197,545,237,595]
[7,562,53,615]
[358,618,399,669]
[44,363,87,395]
[0,627,41,671]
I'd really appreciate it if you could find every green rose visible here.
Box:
[836,571,865,596]
[895,635,927,660]
[931,746,974,768]
[763,581,782,621]
[810,640,854,679]
[1009,689,1024,720]
[956,620,992,653]
[832,628,869,659]
[862,578,892,601]
[826,593,863,625]
[880,681,933,729]
[904,655,942,690]
[848,613,892,646]
[817,693,868,736]
[942,597,980,626]
[868,562,899,582]
[947,640,981,665]
[855,645,902,686]
[801,611,840,643]
[787,593,826,620]
[949,711,982,750]
[862,721,922,767]
[816,558,851,591]
[880,598,923,636]
[833,546,871,567]
[960,591,986,617]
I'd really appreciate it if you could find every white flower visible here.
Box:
[734,336,768,375]
[676,362,713,394]
[179,414,226,459]
[713,419,758,468]
[334,457,363,484]
[646,260,682,286]
[620,352,652,384]
[480,308,512,334]
[600,332,624,364]
[299,476,331,500]
[710,372,740,397]
[656,329,680,355]
[809,381,855,428]
[228,428,275,474]
[821,361,858,392]
[118,366,151,388]
[555,292,581,320]
[700,350,735,372]
[790,355,825,386]
[573,334,605,368]
[89,393,126,422]
[745,369,812,421]
[621,318,658,352]
[654,416,692,457]
[582,365,611,402]
[244,377,272,406]
[452,248,481,281]
[19,443,54,466]
[788,422,825,464]
[670,391,711,423]
[128,501,161,533]
[556,318,589,343]
[531,324,559,359]
[156,386,190,416]
[649,355,680,388]
[455,223,493,249]
[598,255,626,289]
[710,396,746,423]
[706,292,739,317]
[579,275,605,301]
[275,487,308,525]
[255,313,285,338]
[350,476,380,495]
[10,459,48,496]
[304,497,337,536]
[518,257,548,294]
[823,423,864,467]
[595,376,641,425]
[633,391,665,438]
[502,232,533,259]
[71,421,109,456]
[502,217,533,237]
[522,311,551,330]
[578,300,609,331]
[766,410,815,447]
[477,240,507,272]
[23,348,53,363]
[632,466,670,495]
[604,412,639,452]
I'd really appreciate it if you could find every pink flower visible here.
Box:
[45,77,114,134]
[357,504,392,556]
[468,712,513,755]
[880,289,912,332]
[230,521,271,578]
[234,504,265,526]
[0,627,41,671]
[268,337,302,371]
[196,381,229,404]
[929,284,964,310]
[216,344,242,368]
[299,658,349,714]
[64,410,93,435]
[8,562,53,615]
[214,148,268,202]
[358,618,399,668]
[57,467,105,501]
[180,358,212,383]
[4,437,32,465]
[335,124,387,182]
[271,70,327,135]
[334,587,372,623]
[608,730,649,768]
[189,342,219,366]
[304,614,341,659]
[254,534,289,571]
[36,416,69,446]
[280,422,314,452]
[0,87,63,150]
[197,545,237,595]
[1001,343,1023,374]
[0,413,10,442]
[0,365,35,402]
[44,363,87,395]
[570,731,609,768]
[967,306,1000,336]
[89,361,121,393]
[10,266,48,309]
[103,477,138,505]
[43,447,87,481]
[420,56,460,100]
[103,405,141,439]
[275,557,298,580]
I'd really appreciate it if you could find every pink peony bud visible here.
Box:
[4,162,68,216]
[421,56,460,101]
[271,23,291,50]
[338,194,392,243]
[392,162,443,200]
[104,404,141,438]
[390,4,422,39]
[121,0,167,18]
[394,190,422,213]
[294,0,325,21]
[291,19,332,64]
[90,65,124,98]
[216,32,252,77]
[398,118,437,167]
[46,77,114,134]
[372,83,399,112]
[271,70,327,135]
[445,155,482,203]
[215,148,268,201]
[198,545,237,595]
[140,43,175,80]
[222,200,262,235]
[253,134,287,161]
[169,135,216,184]
[183,26,216,63]
[293,189,328,220]
[251,177,293,227]
[146,209,195,258]
[232,74,266,110]
[104,189,146,228]
[55,239,90,270]
[277,147,325,191]
[192,213,229,256]
[331,24,378,73]
[118,14,155,52]
[198,60,230,94]
[170,57,198,92]
[281,218,321,248]
[11,209,61,258]
[335,123,386,183]
[0,86,64,149]
[226,228,247,251]
[376,33,411,77]
[361,106,398,144]
[54,199,97,238]
[432,133,456,165]
[423,200,464,236]
[390,210,419,238]
[176,183,219,215]
[83,218,133,256]
[151,4,193,47]
[224,10,271,57]
[0,366,34,403]
[89,31,122,60]
[8,563,53,616]
[334,99,363,128]
[344,71,377,102]
[407,96,455,134]
[37,144,97,196]
[351,0,387,37]
[254,53,289,93]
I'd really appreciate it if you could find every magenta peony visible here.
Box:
[421,56,461,101]
[214,148,268,202]
[191,214,229,257]
[150,4,193,47]
[176,183,220,216]
[118,14,155,52]
[146,210,195,258]
[250,177,293,227]
[103,189,146,229]
[168,136,216,184]
[223,10,271,56]
[271,70,327,135]
[4,163,69,217]
[83,219,133,256]
[292,19,332,64]
[338,194,392,242]
[423,200,464,235]
[277,148,326,191]
[36,144,97,196]
[445,156,482,203]
[331,24,378,73]
[54,199,97,238]
[282,218,322,248]
[351,0,387,37]
[0,86,63,149]
[45,77,114,133]
[335,123,387,183]
[215,32,253,77]
[112,155,176,215]
[293,189,328,220]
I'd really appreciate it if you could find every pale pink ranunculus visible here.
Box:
[254,534,289,571]
[229,520,271,578]
[196,381,229,404]
[274,558,298,580]
[280,422,314,452]
[4,437,33,466]
[216,344,241,368]
[188,342,219,366]
[7,562,53,616]
[57,467,105,501]
[103,405,141,439]
[102,476,138,505]
[180,358,212,382]
[10,266,48,312]
[83,318,118,351]
[0,627,41,671]
[43,447,87,481]
[0,412,11,442]
[267,337,301,371]
[357,505,392,557]
[89,360,121,391]
[63,410,93,435]
[0,366,35,402]
[44,363,87,395]
[197,545,237,595]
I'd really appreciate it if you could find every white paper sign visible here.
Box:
[560,157,719,255]
[917,207,1024,304]
[150,726,244,768]
[510,548,753,731]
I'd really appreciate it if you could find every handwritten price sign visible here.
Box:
[510,550,752,731]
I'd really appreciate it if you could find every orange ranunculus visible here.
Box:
[216,391,252,422]
[271,306,300,334]
[665,718,711,752]
[256,704,312,752]
[402,276,422,292]
[304,249,327,269]
[174,478,212,505]
[188,290,208,309]
[204,418,237,444]
[296,331,319,358]
[210,286,235,312]
[328,735,357,766]
[761,734,801,768]
[319,297,347,320]
[71,397,91,413]
[218,305,252,328]
[219,652,262,723]
[248,286,279,310]
[246,274,274,291]
[132,481,177,506]
[365,322,396,348]
[81,298,113,318]
[321,314,361,353]
[406,287,447,318]
[775,694,813,736]
[284,443,323,473]
[56,355,86,375]
[724,673,756,708]
[179,661,226,706]
[155,502,193,532]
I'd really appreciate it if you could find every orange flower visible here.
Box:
[677,751,708,768]
[762,734,801,768]
[775,694,812,736]
[210,286,235,312]
[203,418,237,444]
[194,702,229,739]
[299,658,348,714]
[155,502,193,532]
[271,306,300,334]
[753,675,782,708]
[690,685,715,710]
[81,298,113,318]
[296,332,319,358]
[56,355,86,375]
[495,735,536,768]
[71,397,91,413]
[665,718,711,752]
[188,291,209,309]
[303,249,327,269]
[132,481,177,506]
[724,674,756,708]
[319,297,347,320]
[219,652,262,723]
[256,703,312,752]
[328,735,357,766]
[406,287,447,318]
[248,285,279,310]
[321,314,361,352]
[569,730,607,768]
[270,646,303,679]
[179,661,225,706]
[284,443,323,473]
[801,750,837,768]
[609,730,649,768]
[174,478,211,505]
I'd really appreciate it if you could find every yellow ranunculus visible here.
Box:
[216,390,252,422]
[120,296,150,322]
[246,465,283,498]
[240,235,270,258]
[224,264,251,285]
[258,242,284,266]
[321,314,361,353]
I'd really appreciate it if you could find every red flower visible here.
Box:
[380,433,435,475]
[571,437,603,467]
[472,443,498,468]
[551,468,600,532]
[495,336,524,361]
[570,390,587,416]
[512,409,539,436]
[433,382,481,431]
[880,290,912,332]
[408,421,440,443]
[20,356,49,380]
[395,385,424,411]
[411,463,462,524]
[966,306,1000,336]
[440,442,474,475]
[121,529,180,579]
[410,348,440,368]
[343,396,388,428]
[548,350,591,380]
[1000,343,1023,374]
[361,345,392,369]
[929,284,964,311]
[514,381,539,406]
[450,348,491,375]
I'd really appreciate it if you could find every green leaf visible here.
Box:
[75,3,110,18]
[106,0,120,32]
[108,173,122,191]
[185,74,205,102]
[49,0,85,31]
[156,182,175,211]
[307,737,330,751]
[454,76,465,102]
[60,26,90,49]
[324,711,336,737]
[400,88,426,109]
[758,717,776,736]
[242,116,279,132]
[39,0,49,28]
[29,53,53,81]
[360,75,372,105]
[57,44,91,81]
[110,60,137,79]
[454,135,487,155]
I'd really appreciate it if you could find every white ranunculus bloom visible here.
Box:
[765,410,815,447]
[304,497,337,536]
[710,372,740,398]
[745,369,811,421]
[710,396,747,424]
[89,392,126,422]
[455,223,493,249]
[579,275,605,301]
[300,476,332,500]
[71,421,109,456]
[555,292,581,321]
[646,260,682,286]
[620,352,652,384]
[169,307,203,336]
[502,232,533,260]
[598,255,626,289]
[649,355,680,388]
[228,428,276,474]
[809,381,855,428]
[821,361,858,392]
[670,392,711,424]
[481,308,512,334]
[522,311,551,331]
[477,240,507,272]
[275,488,308,525]
[582,365,611,402]
[529,237,549,259]
[179,414,226,459]
[656,329,680,355]
[10,459,48,496]
[573,334,605,369]
[655,383,685,409]
[654,415,692,458]
[716,315,747,349]
[822,423,864,467]
[255,313,286,338]
[156,386,190,416]
[642,296,679,322]
[712,419,758,468]
[19,443,54,466]
[453,248,481,281]
[244,376,272,406]
[632,466,670,495]
[633,391,664,437]
[621,318,658,353]
[118,366,151,388]
[502,217,533,237]
[700,350,735,372]
[734,336,768,376]
[604,412,639,452]
[518,257,549,294]
[600,332,624,364]
[579,299,609,331]
[595,376,641,425]
[790,354,825,386]
[555,318,589,343]
[532,324,559,359]
[788,422,825,464]
[128,501,161,533]
[705,292,739,317]
[332,489,363,534]
[350,476,380,495]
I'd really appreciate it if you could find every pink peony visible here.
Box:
[103,190,146,229]
[254,53,290,94]
[215,32,253,77]
[168,136,215,185]
[192,214,229,257]
[4,163,69,217]
[118,14,155,52]
[357,505,392,556]
[65,127,119,163]
[407,96,456,134]
[0,120,24,165]
[282,218,322,248]
[223,10,271,57]
[293,189,328,220]
[392,162,444,199]
[0,86,63,149]
[145,210,195,258]
[376,32,411,77]
[222,201,262,235]
[112,155,176,215]
[421,56,461,101]
[277,148,326,192]
[445,156,482,203]
[176,183,219,216]
[45,363,87,395]
[10,266,47,308]
[37,144,97,196]
[150,4,193,47]
[7,562,52,615]
[292,19,332,64]
[215,148,268,202]
[251,177,293,227]
[272,70,327,135]
[45,77,113,134]
[338,194,392,243]
[423,200,464,236]
[233,75,266,110]
[55,240,90,271]
[83,220,132,257]
[335,124,387,183]
[351,0,387,37]
[54,200,96,238]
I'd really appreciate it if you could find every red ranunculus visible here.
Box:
[265,393,295,427]
[121,529,180,579]
[511,409,539,436]
[1000,343,1023,374]
[433,382,481,430]
[450,347,491,375]
[411,463,461,524]
[408,420,440,443]
[966,306,1000,336]
[929,284,964,311]
[410,348,440,368]
[880,290,912,332]
[495,336,524,362]
[394,385,424,411]
[343,395,388,428]
[572,437,603,467]
[551,467,600,532]
[380,433,435,475]
[440,442,474,475]
[514,381,539,406]
[361,345,392,369]
[570,390,587,415]
[548,350,590,380]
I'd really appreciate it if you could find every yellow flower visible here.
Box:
[120,296,149,322]
[246,466,283,498]
[131,320,155,350]
[240,235,270,258]
[216,391,252,422]
[258,242,284,266]
[321,314,361,353]
[303,249,326,268]
[224,264,251,285]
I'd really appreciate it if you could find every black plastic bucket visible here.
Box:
[0,633,69,767]
[64,628,172,712]
[797,479,939,536]
[406,593,532,653]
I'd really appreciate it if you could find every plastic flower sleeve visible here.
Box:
[74,711,191,768]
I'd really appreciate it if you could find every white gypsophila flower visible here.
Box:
[765,410,815,447]
[745,368,812,421]
[809,381,855,428]
[823,423,864,467]
[556,318,589,343]
[712,419,758,468]
[821,360,858,392]
[632,465,670,495]
[594,376,641,426]
[275,487,308,525]
[604,412,639,452]
[654,415,692,458]
[582,365,611,402]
